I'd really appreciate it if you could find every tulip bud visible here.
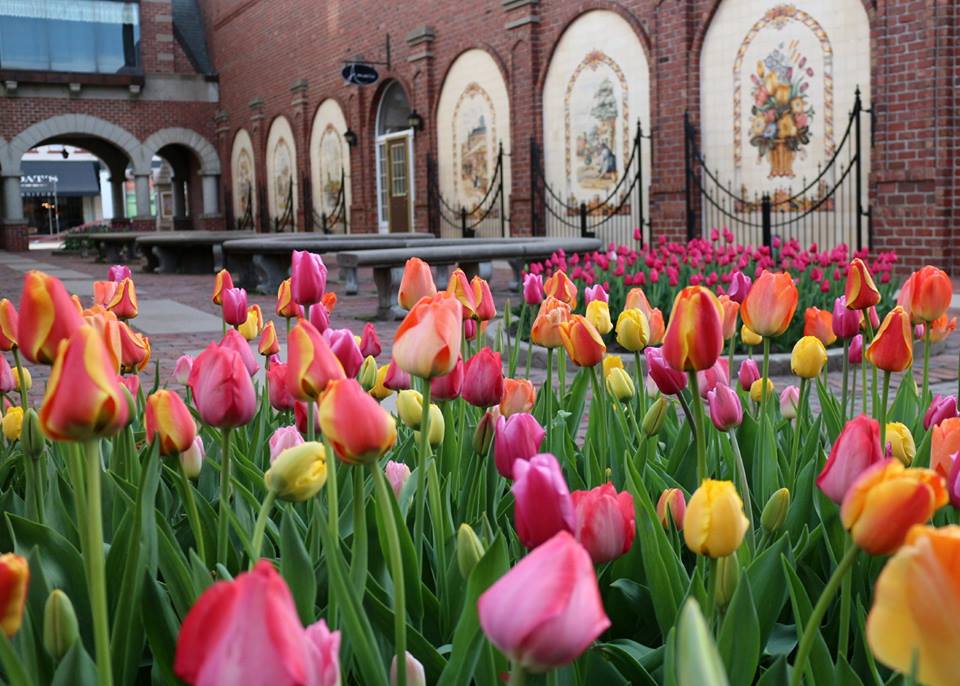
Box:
[2,406,23,442]
[212,269,234,305]
[662,286,724,371]
[584,284,608,306]
[20,408,44,460]
[530,297,571,349]
[924,394,958,430]
[885,422,916,466]
[713,554,740,609]
[106,277,138,320]
[265,442,328,502]
[780,385,800,420]
[0,553,29,638]
[645,346,687,395]
[415,403,445,447]
[848,333,863,364]
[42,589,78,662]
[390,651,426,686]
[522,273,544,306]
[179,436,204,479]
[760,487,790,533]
[358,356,378,392]
[737,358,760,392]
[268,426,304,464]
[615,308,649,352]
[718,294,740,341]
[145,390,196,457]
[370,364,393,401]
[472,276,496,321]
[749,378,775,403]
[13,366,30,392]
[398,257,437,310]
[585,300,613,335]
[866,306,913,373]
[606,367,635,401]
[676,598,729,686]
[473,411,497,455]
[832,295,861,339]
[642,396,670,436]
[385,460,411,498]
[319,379,398,465]
[683,480,750,558]
[258,321,280,357]
[571,483,636,563]
[290,250,327,306]
[462,348,503,407]
[397,390,424,429]
[238,304,263,341]
[173,354,193,385]
[656,488,687,530]
[741,324,762,347]
[323,328,364,379]
[791,335,827,379]
[726,271,752,304]
[456,523,485,579]
[707,383,742,431]
[559,315,606,367]
[393,293,463,378]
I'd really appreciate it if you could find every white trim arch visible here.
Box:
[309,99,351,230]
[142,127,221,175]
[230,128,257,224]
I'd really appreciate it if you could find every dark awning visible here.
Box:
[20,161,101,198]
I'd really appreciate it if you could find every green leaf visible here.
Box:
[50,642,97,686]
[595,641,659,686]
[746,533,791,646]
[781,555,834,685]
[141,573,188,686]
[717,575,760,684]
[280,508,316,625]
[675,598,729,686]
[816,377,844,443]
[835,654,866,686]
[755,656,788,686]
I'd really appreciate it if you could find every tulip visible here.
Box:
[544,270,577,308]
[0,553,29,637]
[477,530,609,672]
[0,358,14,394]
[866,306,913,372]
[683,480,750,558]
[188,343,257,428]
[779,385,800,420]
[718,294,739,340]
[948,457,960,509]
[385,460,411,498]
[584,284,608,305]
[560,315,606,367]
[383,360,411,391]
[268,426,305,464]
[457,524,485,578]
[511,453,575,548]
[18,271,84,364]
[657,488,686,530]
[318,379,397,464]
[726,270,752,304]
[885,422,916,466]
[462,348,504,407]
[849,333,863,364]
[924,313,957,343]
[530,297,571,349]
[175,560,341,686]
[641,396,670,436]
[117,321,151,374]
[290,250,327,306]
[606,367,635,401]
[897,265,953,323]
[571,483,635,563]
[662,286,723,371]
[238,304,264,341]
[866,525,960,686]
[645,346,687,395]
[924,394,958,430]
[696,359,728,398]
[430,355,464,400]
[219,327,257,376]
[265,442,328,502]
[522,273,544,306]
[615,308,649,352]
[211,269,234,305]
[740,270,798,337]
[791,335,827,379]
[107,277,138,320]
[500,377,535,416]
[274,278,301,319]
[804,307,836,346]
[391,652,426,686]
[398,257,437,310]
[145,390,196,456]
[474,411,497,455]
[585,300,612,335]
[92,280,118,308]
[832,296,861,339]
[396,389,425,429]
[707,383,742,430]
[472,275,496,321]
[294,400,321,437]
[740,324,762,347]
[816,415,885,503]
[931,417,960,477]
[463,319,488,342]
[760,488,790,533]
[444,268,477,320]
[322,328,363,379]
[358,356,377,392]
[39,325,129,440]
[494,413,546,479]
[0,299,17,351]
[841,459,947,555]
[602,355,624,378]
[624,287,653,312]
[2,406,23,441]
[265,362,295,412]
[173,354,193,385]
[646,308,666,346]
[713,555,740,610]
[370,364,393,400]
[359,322,381,358]
[286,319,345,401]
[107,264,131,282]
[414,403,445,447]
[844,258,881,310]
[749,378,774,403]
[393,293,462,378]
[11,366,30,392]
[43,589,79,661]
[738,358,760,392]
[180,436,204,479]
[256,321,279,357]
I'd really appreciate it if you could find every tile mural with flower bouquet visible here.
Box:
[749,43,814,178]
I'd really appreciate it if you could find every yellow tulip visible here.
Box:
[615,309,649,352]
[602,355,624,379]
[741,324,762,347]
[265,441,327,502]
[415,403,445,446]
[683,480,750,558]
[885,422,916,466]
[749,378,775,403]
[791,335,827,379]
[606,367,635,401]
[396,389,424,428]
[2,407,23,441]
[585,300,613,335]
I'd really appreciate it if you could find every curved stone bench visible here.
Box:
[87,231,157,263]
[135,230,256,274]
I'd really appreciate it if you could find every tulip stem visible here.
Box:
[837,538,853,660]
[350,469,368,589]
[634,351,646,414]
[250,490,277,567]
[865,318,878,415]
[370,462,407,686]
[509,663,526,686]
[11,347,27,409]
[687,371,708,483]
[82,440,113,686]
[727,429,754,548]
[921,325,932,409]
[759,338,771,467]
[789,377,808,487]
[558,350,566,410]
[861,347,868,414]
[545,349,554,448]
[510,303,527,377]
[789,544,859,686]
[179,461,207,566]
[879,371,891,453]
[726,336,736,382]
[413,382,432,572]
[217,427,233,567]
[841,339,850,423]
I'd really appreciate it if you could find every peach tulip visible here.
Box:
[740,270,798,337]
[544,270,577,309]
[844,258,881,310]
[803,307,836,346]
[398,257,437,310]
[718,294,739,341]
[931,416,960,477]
[0,553,29,638]
[18,271,84,364]
[145,390,197,456]
[662,286,724,371]
[529,297,571,349]
[866,306,913,373]
[392,292,462,378]
[657,488,686,530]
[559,315,606,368]
[500,378,536,416]
[318,379,397,464]
[92,280,118,308]
[897,265,953,324]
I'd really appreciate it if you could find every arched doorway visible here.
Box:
[142,127,222,229]
[375,81,414,233]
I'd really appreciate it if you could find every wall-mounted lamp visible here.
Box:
[343,129,358,147]
[407,110,424,131]
[61,148,70,159]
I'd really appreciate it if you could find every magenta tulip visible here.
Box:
[323,328,363,379]
[477,531,610,672]
[359,323,381,358]
[726,271,752,304]
[707,383,743,431]
[738,358,760,392]
[494,413,546,479]
[462,348,504,408]
[816,414,885,503]
[188,343,257,428]
[108,264,132,282]
[383,360,411,391]
[269,426,304,464]
[849,333,863,364]
[430,355,464,400]
[291,250,327,306]
[924,394,958,430]
[571,483,635,563]
[696,359,729,399]
[268,362,296,412]
[645,346,687,395]
[220,328,258,376]
[832,295,861,339]
[221,287,248,327]
[522,273,544,306]
[948,453,960,508]
[511,453,575,549]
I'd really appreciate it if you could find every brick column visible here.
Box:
[290,79,311,231]
[249,97,268,233]
[406,26,436,235]
[214,110,233,227]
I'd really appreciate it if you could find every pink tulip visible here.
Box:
[268,362,296,412]
[816,414,884,503]
[359,323,381,358]
[924,394,958,430]
[948,452,960,509]
[323,328,363,379]
[867,305,880,330]
[696,359,729,399]
[385,460,411,498]
[522,273,544,306]
[220,328,258,376]
[656,488,686,530]
[644,346,687,395]
[462,348,504,408]
[494,413,546,479]
[707,383,743,430]
[119,374,140,397]
[294,401,321,436]
[108,264,132,282]
[738,358,760,392]
[726,271,752,304]
[390,652,425,686]
[571,483,635,563]
[269,426,304,464]
[780,385,800,420]
[0,356,14,394]
[309,301,330,333]
[173,354,193,385]
[188,343,257,428]
[511,453,575,549]
[430,355,464,400]
[221,287,248,327]
[849,334,863,364]
[832,295,862,339]
[584,284,608,306]
[383,360,411,391]
[291,250,328,306]
[477,531,610,672]
[175,560,341,686]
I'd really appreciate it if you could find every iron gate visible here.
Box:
[427,144,506,238]
[685,89,870,250]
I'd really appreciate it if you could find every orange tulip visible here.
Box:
[259,321,280,356]
[92,280,119,308]
[318,378,397,464]
[275,278,301,318]
[866,525,960,686]
[392,292,463,378]
[530,297,571,349]
[0,553,29,638]
[740,270,798,337]
[18,271,84,365]
[500,378,536,416]
[145,389,197,456]
[925,314,957,343]
[624,287,652,313]
[472,275,496,321]
[844,258,881,310]
[0,299,17,351]
[398,257,437,310]
[118,321,151,374]
[718,295,739,341]
[559,315,606,368]
[212,269,234,305]
[646,308,665,345]
[866,306,913,372]
[286,319,345,401]
[930,416,960,478]
[544,270,577,309]
[662,286,724,371]
[447,268,477,319]
[897,265,953,324]
[106,277,138,320]
[841,459,947,555]
[39,325,130,440]
[803,307,837,346]
[84,309,122,373]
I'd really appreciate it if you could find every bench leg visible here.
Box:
[252,255,287,295]
[373,268,394,320]
[479,261,493,281]
[460,262,481,280]
[153,246,179,274]
[341,267,358,295]
[212,245,225,273]
[138,244,157,273]
[100,243,121,263]
[434,264,450,286]
[508,259,524,291]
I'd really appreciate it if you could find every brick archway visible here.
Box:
[141,127,221,175]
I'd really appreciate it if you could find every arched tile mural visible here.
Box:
[265,115,298,224]
[309,99,351,229]
[230,128,256,223]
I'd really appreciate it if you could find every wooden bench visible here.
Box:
[335,238,602,319]
[136,230,256,274]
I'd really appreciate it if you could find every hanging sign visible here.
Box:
[341,62,379,86]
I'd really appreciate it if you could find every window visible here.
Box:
[0,1,140,74]
[377,143,389,223]
[390,144,407,197]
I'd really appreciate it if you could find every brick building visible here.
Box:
[2,0,958,273]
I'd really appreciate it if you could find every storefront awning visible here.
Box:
[19,161,101,198]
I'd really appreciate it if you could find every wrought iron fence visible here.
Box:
[312,171,348,234]
[427,144,506,238]
[685,89,870,250]
[235,184,254,231]
[531,120,650,247]
[272,180,295,232]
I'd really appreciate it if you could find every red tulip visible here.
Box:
[844,258,881,310]
[662,286,724,371]
[322,328,363,379]
[188,343,257,428]
[430,355,463,400]
[286,319,345,401]
[656,488,686,530]
[220,328,258,376]
[145,390,196,456]
[477,531,610,672]
[18,271,83,364]
[359,323,381,358]
[290,250,327,306]
[817,415,885,503]
[493,413,545,479]
[221,287,248,327]
[866,306,913,373]
[267,362,296,412]
[571,483,635,563]
[511,453,575,549]
[318,379,397,464]
[462,348,504,407]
